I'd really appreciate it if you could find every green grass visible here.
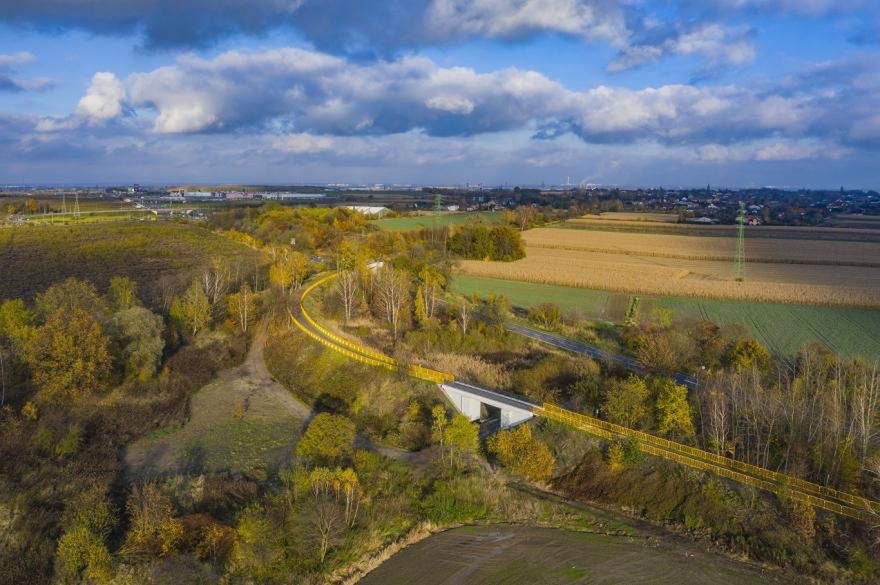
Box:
[452,275,880,358]
[373,211,503,231]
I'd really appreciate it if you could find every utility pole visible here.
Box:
[735,201,745,282]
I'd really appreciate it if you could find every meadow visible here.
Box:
[0,221,261,306]
[451,275,880,358]
[459,226,880,306]
[373,210,503,231]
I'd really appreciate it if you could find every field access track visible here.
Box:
[289,273,880,523]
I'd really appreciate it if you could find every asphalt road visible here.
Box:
[505,322,699,389]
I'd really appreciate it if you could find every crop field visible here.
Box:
[373,211,503,231]
[451,276,880,358]
[361,525,780,585]
[0,221,262,306]
[594,211,680,223]
[459,227,880,306]
[562,217,880,242]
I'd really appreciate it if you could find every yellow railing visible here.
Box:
[290,272,878,523]
[537,404,878,522]
[292,274,454,385]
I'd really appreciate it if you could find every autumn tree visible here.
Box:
[270,250,310,296]
[418,266,445,321]
[25,308,112,401]
[603,375,650,429]
[653,378,695,439]
[488,424,555,482]
[170,280,211,337]
[729,339,771,372]
[108,276,138,311]
[227,283,256,333]
[35,277,107,319]
[442,414,478,467]
[296,413,356,466]
[113,307,165,382]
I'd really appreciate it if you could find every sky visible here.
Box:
[0,1,879,188]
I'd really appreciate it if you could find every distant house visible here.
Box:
[690,216,718,224]
[343,205,391,217]
[446,205,460,212]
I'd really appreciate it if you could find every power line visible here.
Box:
[735,201,745,282]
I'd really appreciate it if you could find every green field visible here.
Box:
[374,211,503,231]
[452,275,880,358]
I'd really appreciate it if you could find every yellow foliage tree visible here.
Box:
[25,308,111,401]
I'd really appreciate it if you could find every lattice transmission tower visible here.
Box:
[735,201,746,281]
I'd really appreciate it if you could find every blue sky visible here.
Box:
[0,0,878,187]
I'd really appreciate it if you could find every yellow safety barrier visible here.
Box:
[289,272,877,524]
[537,404,878,522]
[291,274,454,385]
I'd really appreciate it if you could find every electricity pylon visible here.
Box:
[735,201,745,282]
[73,192,81,220]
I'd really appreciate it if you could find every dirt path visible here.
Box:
[126,327,310,479]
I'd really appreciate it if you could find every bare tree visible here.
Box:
[336,270,359,323]
[309,501,341,564]
[458,299,472,335]
[853,360,880,466]
[202,257,232,306]
[373,267,409,339]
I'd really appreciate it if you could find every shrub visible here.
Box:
[296,413,356,466]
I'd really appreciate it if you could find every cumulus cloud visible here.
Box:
[37,72,126,131]
[113,46,880,152]
[706,0,869,16]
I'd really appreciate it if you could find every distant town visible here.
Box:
[2,182,878,228]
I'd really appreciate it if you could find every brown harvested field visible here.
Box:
[459,227,880,306]
[524,227,880,266]
[565,217,880,242]
[595,212,680,223]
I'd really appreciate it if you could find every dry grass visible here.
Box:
[459,227,880,307]
[429,353,511,389]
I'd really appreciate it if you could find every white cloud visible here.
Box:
[608,24,755,72]
[75,72,126,124]
[272,133,335,154]
[425,0,630,45]
[425,95,475,114]
[0,52,36,69]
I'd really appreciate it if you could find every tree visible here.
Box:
[201,257,232,305]
[488,424,555,482]
[336,269,359,323]
[373,266,410,339]
[458,298,472,335]
[442,414,478,467]
[0,298,35,352]
[603,375,650,429]
[729,339,771,372]
[25,308,112,401]
[108,276,138,311]
[653,378,695,439]
[414,285,428,325]
[296,413,356,466]
[527,303,561,329]
[170,280,211,337]
[227,283,256,333]
[431,405,448,451]
[114,307,165,381]
[123,483,175,556]
[35,277,107,319]
[418,267,445,320]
